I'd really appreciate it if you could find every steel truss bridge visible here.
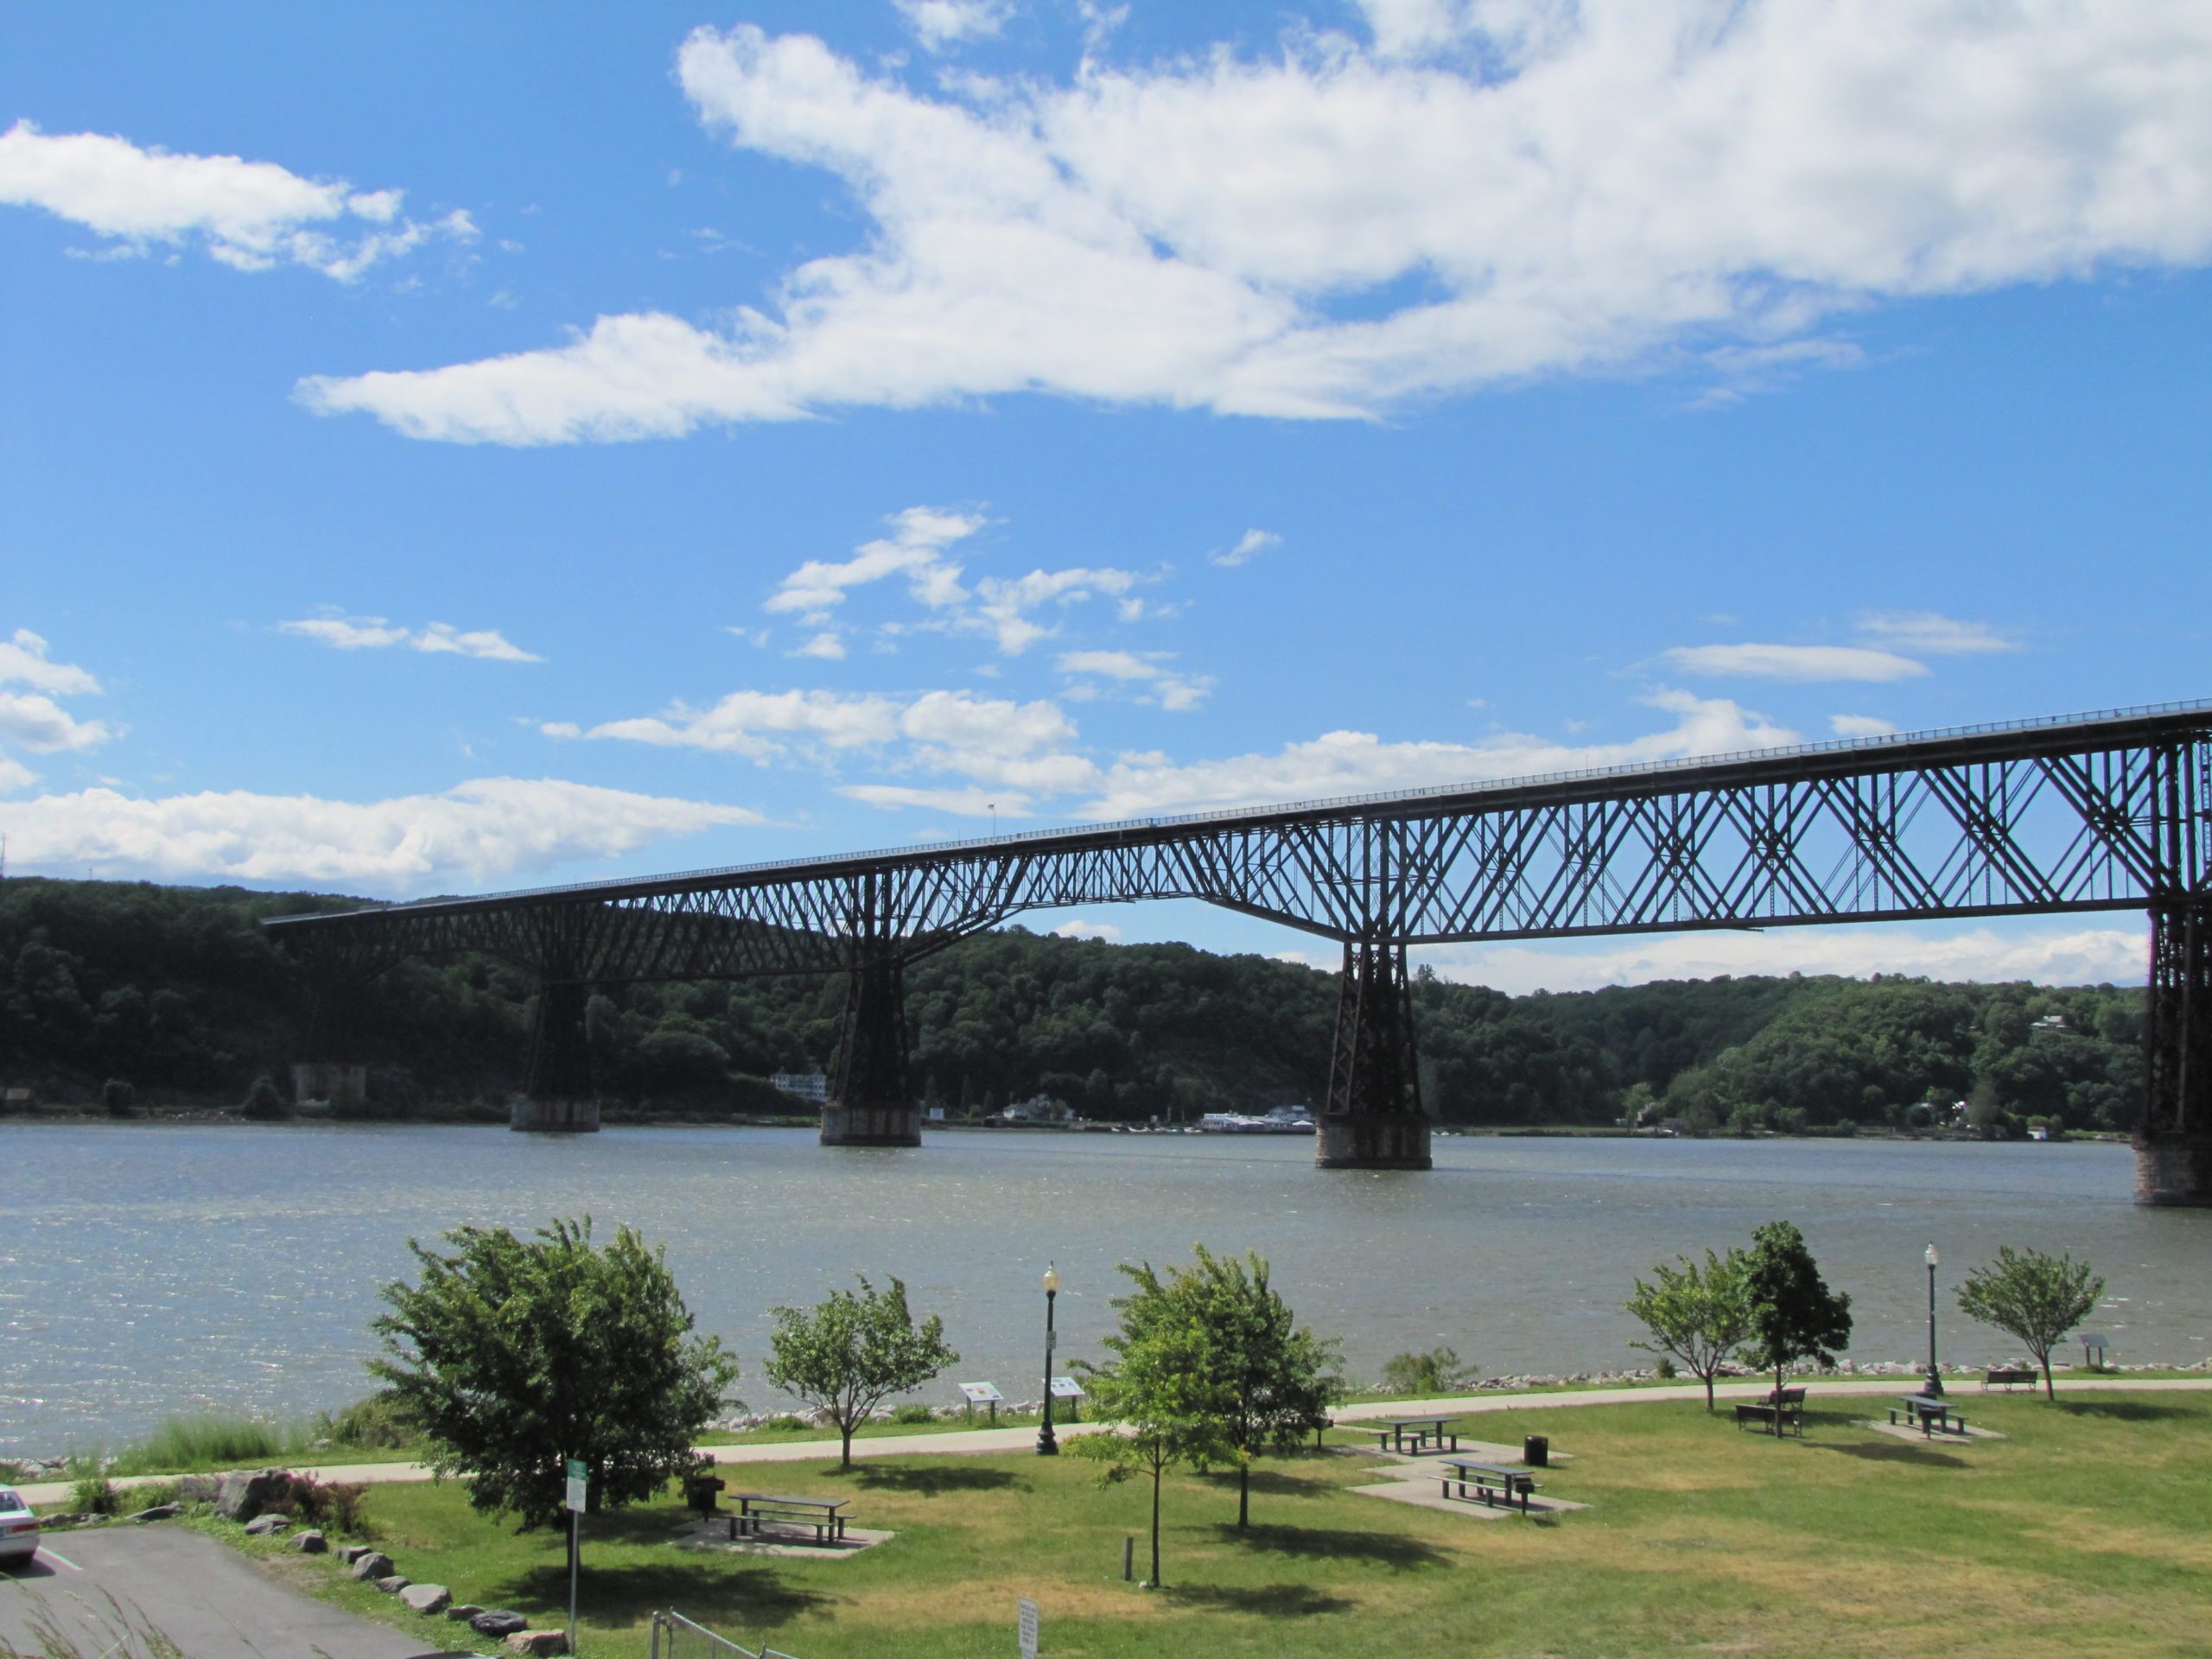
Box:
[266,699,2212,1201]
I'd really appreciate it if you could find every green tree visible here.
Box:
[370,1217,737,1528]
[100,1077,135,1116]
[1180,1245,1340,1526]
[241,1074,287,1120]
[1957,1246,2106,1401]
[1738,1220,1853,1413]
[1625,1249,1754,1411]
[1381,1346,1479,1398]
[763,1275,958,1470]
[1075,1262,1223,1586]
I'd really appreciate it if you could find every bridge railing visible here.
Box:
[270,695,2212,922]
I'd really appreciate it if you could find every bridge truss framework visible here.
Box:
[267,700,2212,1201]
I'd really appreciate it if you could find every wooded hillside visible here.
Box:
[0,877,2147,1132]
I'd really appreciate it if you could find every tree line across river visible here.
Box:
[0,875,2153,1133]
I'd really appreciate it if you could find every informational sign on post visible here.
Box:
[564,1459,586,1651]
[565,1459,588,1513]
[1018,1597,1039,1659]
[1047,1377,1083,1399]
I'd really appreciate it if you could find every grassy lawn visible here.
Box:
[194,1389,2211,1659]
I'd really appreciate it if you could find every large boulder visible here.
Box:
[347,1551,395,1581]
[129,1504,181,1522]
[215,1469,294,1524]
[374,1577,410,1595]
[506,1633,569,1657]
[175,1475,221,1503]
[446,1606,486,1624]
[401,1585,452,1616]
[243,1515,288,1536]
[291,1529,327,1554]
[338,1544,375,1565]
[472,1611,529,1638]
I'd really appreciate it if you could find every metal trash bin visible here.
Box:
[1522,1434,1549,1468]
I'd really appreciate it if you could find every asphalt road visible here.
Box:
[0,1525,444,1659]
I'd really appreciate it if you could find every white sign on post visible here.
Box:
[1048,1377,1084,1400]
[564,1458,588,1514]
[1017,1597,1039,1659]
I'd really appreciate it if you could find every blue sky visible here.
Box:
[3,1,2209,991]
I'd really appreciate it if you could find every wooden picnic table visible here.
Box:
[1438,1459,1540,1512]
[724,1491,851,1544]
[1366,1414,1462,1455]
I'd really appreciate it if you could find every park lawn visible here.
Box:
[207,1390,2211,1659]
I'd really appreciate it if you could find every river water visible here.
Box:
[3,1123,2206,1458]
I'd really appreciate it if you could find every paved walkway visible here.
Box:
[0,1525,426,1659]
[19,1376,2207,1508]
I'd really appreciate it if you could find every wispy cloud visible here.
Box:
[0,120,473,281]
[894,0,1014,52]
[1661,644,1928,683]
[1858,612,2020,656]
[1057,648,1211,710]
[279,613,542,662]
[1211,528,1281,568]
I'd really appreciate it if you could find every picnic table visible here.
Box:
[1890,1395,1968,1436]
[1363,1414,1462,1455]
[1732,1400,1802,1436]
[1438,1459,1541,1512]
[723,1491,851,1544]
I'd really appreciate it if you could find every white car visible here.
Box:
[0,1487,40,1565]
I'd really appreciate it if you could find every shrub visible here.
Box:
[1382,1346,1478,1396]
[120,1414,290,1472]
[766,1414,808,1433]
[127,1479,180,1511]
[101,1078,136,1116]
[241,1075,288,1120]
[71,1464,120,1516]
[1655,1356,1678,1379]
[891,1402,934,1424]
[326,1391,415,1450]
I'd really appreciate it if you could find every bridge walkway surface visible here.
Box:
[17,1378,2208,1510]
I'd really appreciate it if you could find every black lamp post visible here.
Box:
[1923,1243,1944,1397]
[1037,1262,1060,1455]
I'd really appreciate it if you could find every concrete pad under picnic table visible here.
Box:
[670,1516,894,1560]
[1865,1419,2006,1445]
[1347,1481,1589,1521]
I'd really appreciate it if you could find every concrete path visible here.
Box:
[0,1525,429,1659]
[19,1376,2207,1507]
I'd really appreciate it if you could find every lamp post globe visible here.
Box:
[1923,1243,1944,1398]
[1037,1263,1060,1455]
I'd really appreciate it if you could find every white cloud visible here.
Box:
[568,688,904,761]
[895,0,1014,53]
[1053,918,1123,942]
[279,613,542,662]
[1056,648,1211,710]
[0,120,473,281]
[791,632,848,660]
[1829,714,1897,739]
[1413,924,2145,997]
[766,505,983,619]
[974,567,1142,654]
[0,630,101,696]
[1211,528,1280,568]
[1858,612,2020,656]
[415,623,541,662]
[0,777,760,892]
[1661,643,1928,683]
[302,10,2212,442]
[0,753,35,792]
[1074,690,1794,819]
[0,691,111,753]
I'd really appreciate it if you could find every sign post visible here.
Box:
[1017,1596,1039,1659]
[564,1459,587,1653]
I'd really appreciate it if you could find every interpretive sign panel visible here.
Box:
[1049,1376,1084,1398]
[960,1382,1005,1404]
[1018,1597,1039,1659]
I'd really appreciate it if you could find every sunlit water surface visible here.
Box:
[3,1123,2206,1455]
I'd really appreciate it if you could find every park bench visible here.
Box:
[1889,1395,1967,1436]
[1732,1401,1802,1436]
[1982,1367,2037,1391]
[722,1491,851,1545]
[1759,1386,1808,1408]
[1439,1459,1541,1512]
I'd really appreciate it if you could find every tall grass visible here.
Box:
[107,1414,303,1475]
